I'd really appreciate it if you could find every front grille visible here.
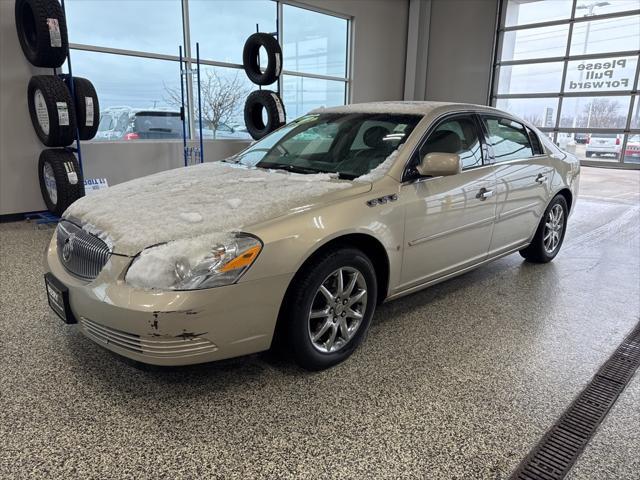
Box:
[80,318,218,358]
[56,220,111,280]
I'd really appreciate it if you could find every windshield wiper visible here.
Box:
[259,163,324,175]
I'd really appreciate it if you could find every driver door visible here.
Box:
[399,114,497,290]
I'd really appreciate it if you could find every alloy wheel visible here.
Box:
[543,204,564,254]
[307,267,368,353]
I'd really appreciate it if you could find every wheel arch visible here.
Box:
[270,233,390,349]
[555,187,573,212]
[294,233,390,305]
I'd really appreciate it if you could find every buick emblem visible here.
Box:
[62,234,75,263]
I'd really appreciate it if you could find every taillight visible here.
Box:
[586,136,590,144]
[615,137,620,145]
[124,132,140,140]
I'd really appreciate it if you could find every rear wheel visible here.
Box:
[520,194,568,263]
[284,248,377,370]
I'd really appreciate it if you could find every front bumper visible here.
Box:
[45,236,291,366]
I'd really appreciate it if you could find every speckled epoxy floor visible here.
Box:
[1,167,638,480]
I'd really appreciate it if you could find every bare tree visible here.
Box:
[579,98,624,129]
[164,70,250,138]
[523,113,542,127]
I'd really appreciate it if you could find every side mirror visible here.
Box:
[416,152,461,177]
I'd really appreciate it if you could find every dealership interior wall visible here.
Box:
[0,0,506,216]
[1,1,639,479]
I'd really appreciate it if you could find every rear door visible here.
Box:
[480,115,551,255]
[399,114,498,288]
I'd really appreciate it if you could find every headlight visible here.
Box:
[126,234,262,290]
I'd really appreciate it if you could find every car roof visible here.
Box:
[310,101,503,116]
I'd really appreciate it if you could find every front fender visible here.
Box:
[241,181,405,294]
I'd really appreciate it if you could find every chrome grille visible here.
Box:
[80,318,218,358]
[56,220,111,280]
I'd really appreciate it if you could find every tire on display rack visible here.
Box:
[28,75,77,147]
[65,77,100,141]
[38,149,84,216]
[244,90,286,140]
[15,0,69,68]
[242,32,282,86]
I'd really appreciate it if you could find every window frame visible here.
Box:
[403,112,489,182]
[526,126,544,155]
[490,0,640,167]
[63,0,352,143]
[480,114,535,164]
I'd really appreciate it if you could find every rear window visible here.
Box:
[133,112,182,134]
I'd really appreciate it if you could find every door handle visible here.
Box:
[476,187,494,201]
[536,174,547,184]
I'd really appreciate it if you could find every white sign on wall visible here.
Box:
[566,57,636,92]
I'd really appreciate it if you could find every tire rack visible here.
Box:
[255,18,282,98]
[56,0,84,184]
[179,43,204,166]
[26,0,83,225]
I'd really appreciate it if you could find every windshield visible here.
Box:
[227,112,422,179]
[97,114,115,132]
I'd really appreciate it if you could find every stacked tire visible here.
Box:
[15,0,100,216]
[242,32,286,140]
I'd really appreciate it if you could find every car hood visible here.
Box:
[64,161,372,256]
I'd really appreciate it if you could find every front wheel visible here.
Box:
[284,248,377,370]
[520,194,568,263]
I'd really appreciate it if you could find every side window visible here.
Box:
[482,117,533,162]
[526,126,544,155]
[420,116,483,169]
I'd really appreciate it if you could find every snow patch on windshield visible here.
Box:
[355,149,400,183]
[65,161,351,255]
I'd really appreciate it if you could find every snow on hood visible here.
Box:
[65,161,356,256]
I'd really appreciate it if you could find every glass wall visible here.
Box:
[64,0,350,142]
[493,0,640,166]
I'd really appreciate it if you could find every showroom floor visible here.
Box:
[1,167,638,480]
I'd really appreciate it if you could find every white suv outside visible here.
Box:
[585,133,622,159]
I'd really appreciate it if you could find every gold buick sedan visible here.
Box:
[45,102,580,370]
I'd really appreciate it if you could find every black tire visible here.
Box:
[242,32,282,86]
[28,75,77,147]
[38,149,84,216]
[586,152,593,158]
[284,248,378,371]
[243,90,286,140]
[15,0,68,68]
[519,194,568,263]
[65,77,100,140]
